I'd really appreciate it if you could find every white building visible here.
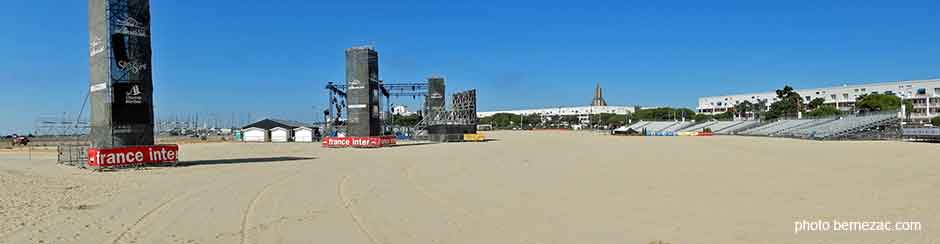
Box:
[477,106,637,124]
[391,105,415,116]
[698,79,940,119]
[476,83,641,124]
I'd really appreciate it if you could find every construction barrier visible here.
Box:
[87,145,179,169]
[463,133,486,142]
[696,132,715,136]
[321,136,397,148]
[677,132,697,136]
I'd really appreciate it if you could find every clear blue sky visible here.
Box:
[1,0,938,134]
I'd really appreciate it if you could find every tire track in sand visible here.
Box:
[338,175,383,244]
[110,166,254,244]
[110,178,225,244]
[240,168,306,244]
[404,162,543,244]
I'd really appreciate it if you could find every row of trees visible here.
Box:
[720,85,913,120]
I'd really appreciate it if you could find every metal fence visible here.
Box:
[57,145,89,168]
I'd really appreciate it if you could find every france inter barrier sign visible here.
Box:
[322,136,396,148]
[88,145,179,168]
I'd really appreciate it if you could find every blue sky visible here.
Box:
[1,0,938,134]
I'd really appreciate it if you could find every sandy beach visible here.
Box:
[0,131,937,244]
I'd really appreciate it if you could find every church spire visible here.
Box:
[591,83,608,106]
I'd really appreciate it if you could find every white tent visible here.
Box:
[270,127,291,142]
[242,127,267,142]
[294,127,314,142]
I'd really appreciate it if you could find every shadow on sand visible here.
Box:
[386,142,438,148]
[175,156,316,167]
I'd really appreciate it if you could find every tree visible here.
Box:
[856,93,911,113]
[692,113,714,122]
[807,98,826,110]
[805,105,842,117]
[523,114,542,128]
[632,107,695,121]
[714,111,734,121]
[764,85,804,120]
[932,116,940,126]
[479,113,519,128]
[752,99,769,119]
[390,114,421,127]
[734,101,753,119]
[605,114,626,127]
[561,115,581,125]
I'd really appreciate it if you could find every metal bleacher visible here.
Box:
[680,121,718,132]
[737,112,899,140]
[659,121,694,133]
[641,121,680,132]
[742,119,815,136]
[626,121,650,131]
[624,121,694,133]
[796,113,899,139]
[715,120,760,134]
[704,121,741,133]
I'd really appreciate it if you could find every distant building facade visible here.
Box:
[697,79,940,120]
[477,83,638,124]
[391,105,415,116]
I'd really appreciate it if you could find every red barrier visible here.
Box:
[322,136,396,148]
[87,145,179,168]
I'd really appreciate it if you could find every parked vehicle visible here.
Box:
[11,136,29,146]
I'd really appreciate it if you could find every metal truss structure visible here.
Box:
[419,89,478,128]
[324,81,429,135]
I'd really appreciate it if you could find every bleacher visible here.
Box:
[794,113,899,139]
[737,112,899,139]
[624,121,695,133]
[741,120,815,136]
[625,121,650,131]
[703,121,741,133]
[659,121,694,132]
[715,120,760,134]
[641,121,681,132]
[680,121,718,132]
[776,118,837,137]
[618,112,898,139]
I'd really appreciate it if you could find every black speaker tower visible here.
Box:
[88,0,155,148]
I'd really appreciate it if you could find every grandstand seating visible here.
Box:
[737,113,898,139]
[796,113,898,139]
[703,121,741,133]
[619,112,898,140]
[741,120,815,136]
[659,121,694,132]
[623,121,694,133]
[776,118,837,137]
[680,121,718,132]
[640,121,679,132]
[625,121,650,131]
[715,121,759,134]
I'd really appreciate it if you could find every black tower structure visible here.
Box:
[345,46,382,137]
[88,0,155,148]
[426,76,445,113]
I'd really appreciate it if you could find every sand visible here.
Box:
[0,131,937,244]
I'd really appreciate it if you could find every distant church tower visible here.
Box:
[591,83,608,106]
